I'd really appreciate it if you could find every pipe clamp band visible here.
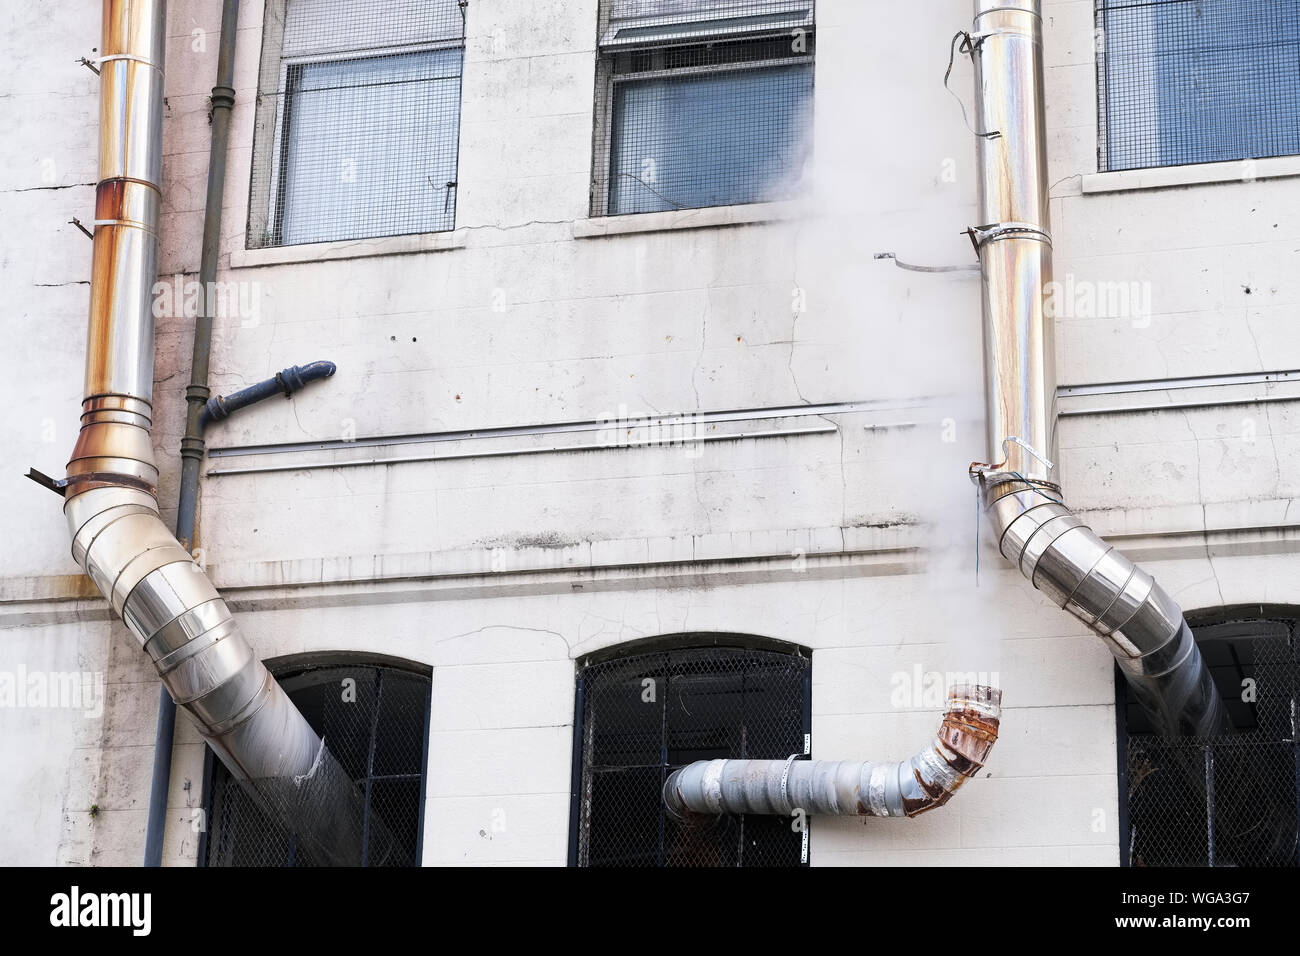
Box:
[778,752,801,814]
[969,221,1053,249]
[699,760,725,814]
[92,218,160,236]
[973,5,1042,23]
[98,53,164,72]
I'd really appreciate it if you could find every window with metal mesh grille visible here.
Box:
[247,0,467,248]
[201,663,432,867]
[591,1,816,217]
[1095,0,1300,172]
[572,642,811,867]
[1120,613,1300,867]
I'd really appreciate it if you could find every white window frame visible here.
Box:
[265,36,466,245]
[248,0,468,251]
[592,2,815,218]
[599,1,813,49]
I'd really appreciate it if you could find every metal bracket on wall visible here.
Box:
[25,468,156,498]
[24,468,67,497]
[874,252,979,274]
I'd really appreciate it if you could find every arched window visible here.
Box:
[569,638,811,867]
[200,659,432,867]
[1120,608,1300,867]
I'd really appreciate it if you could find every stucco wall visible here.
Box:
[1,0,1296,866]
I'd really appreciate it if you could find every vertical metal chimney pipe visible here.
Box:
[969,0,1056,483]
[65,0,377,865]
[966,0,1225,737]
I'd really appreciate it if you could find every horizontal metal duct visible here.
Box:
[663,685,1001,819]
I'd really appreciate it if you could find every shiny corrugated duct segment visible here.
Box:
[966,0,1225,737]
[64,0,380,864]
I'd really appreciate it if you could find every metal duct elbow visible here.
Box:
[55,0,381,864]
[966,0,1225,737]
[981,476,1223,735]
[663,685,1000,820]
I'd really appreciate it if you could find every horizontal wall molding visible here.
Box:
[204,375,1300,475]
[211,372,1300,458]
[6,516,1297,621]
[206,424,837,476]
[1059,369,1300,397]
[1058,369,1300,417]
[1081,155,1300,195]
[1060,393,1300,418]
[207,399,923,459]
[204,399,934,476]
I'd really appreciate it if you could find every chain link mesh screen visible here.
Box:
[575,643,810,867]
[1125,617,1300,867]
[202,664,431,867]
[247,0,466,247]
[1095,0,1300,172]
[591,1,815,216]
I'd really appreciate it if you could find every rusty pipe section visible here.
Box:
[84,0,165,415]
[65,0,373,863]
[967,0,1224,736]
[663,686,1000,820]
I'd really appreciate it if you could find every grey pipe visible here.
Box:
[66,0,378,866]
[177,0,241,552]
[663,685,1001,819]
[965,0,1224,736]
[142,0,242,870]
[200,361,337,428]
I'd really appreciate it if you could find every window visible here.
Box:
[591,1,816,216]
[200,661,432,867]
[248,0,466,247]
[1119,611,1300,867]
[1095,0,1300,172]
[570,640,811,867]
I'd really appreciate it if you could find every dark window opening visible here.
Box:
[1120,610,1300,867]
[571,641,811,867]
[200,662,432,867]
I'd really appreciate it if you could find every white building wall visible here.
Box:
[1,0,1296,866]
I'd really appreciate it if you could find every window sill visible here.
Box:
[573,200,804,239]
[1080,155,1300,195]
[230,230,468,268]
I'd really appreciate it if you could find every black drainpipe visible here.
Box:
[143,0,241,867]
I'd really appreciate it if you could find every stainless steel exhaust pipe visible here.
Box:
[983,477,1223,735]
[62,0,380,863]
[663,685,1001,819]
[967,0,1224,736]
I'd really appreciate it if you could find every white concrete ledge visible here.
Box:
[230,229,468,268]
[1081,154,1300,195]
[8,513,1300,617]
[573,200,804,238]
